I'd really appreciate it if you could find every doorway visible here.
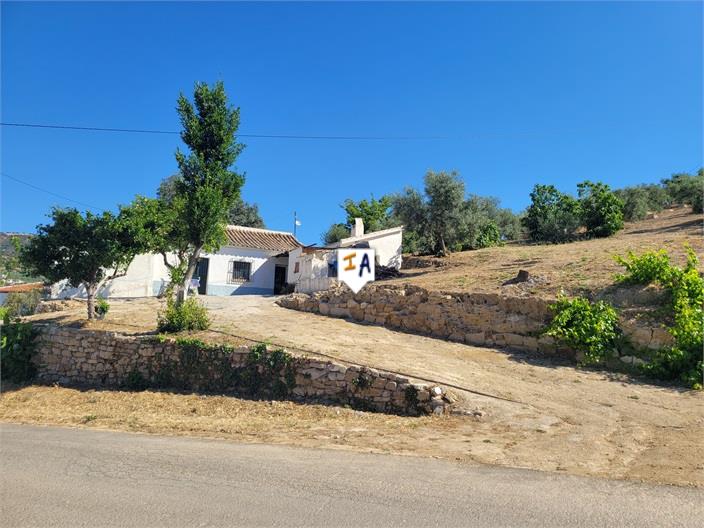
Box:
[194,258,209,295]
[274,265,287,294]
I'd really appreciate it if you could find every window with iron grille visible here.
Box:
[228,261,251,283]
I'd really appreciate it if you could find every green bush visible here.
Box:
[614,250,672,284]
[1,316,38,383]
[543,296,620,365]
[473,222,502,249]
[157,297,211,333]
[95,297,110,317]
[2,290,42,318]
[615,247,703,388]
[577,181,624,238]
[522,184,582,243]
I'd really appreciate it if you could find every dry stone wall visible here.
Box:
[34,325,451,415]
[277,284,673,359]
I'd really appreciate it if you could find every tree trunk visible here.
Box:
[86,283,97,320]
[177,246,203,303]
[439,234,448,257]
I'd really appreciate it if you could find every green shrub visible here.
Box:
[95,297,110,317]
[2,290,42,318]
[157,297,210,333]
[473,222,503,249]
[0,317,38,383]
[614,249,672,284]
[543,296,620,365]
[615,246,703,388]
[522,184,582,243]
[577,181,624,238]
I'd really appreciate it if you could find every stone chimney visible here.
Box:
[351,217,365,238]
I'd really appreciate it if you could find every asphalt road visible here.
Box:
[1,424,701,527]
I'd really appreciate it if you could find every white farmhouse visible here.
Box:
[51,219,402,299]
[287,219,403,294]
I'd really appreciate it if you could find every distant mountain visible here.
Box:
[0,232,40,285]
[0,232,32,254]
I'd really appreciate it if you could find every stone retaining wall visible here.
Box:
[277,284,673,359]
[34,325,451,415]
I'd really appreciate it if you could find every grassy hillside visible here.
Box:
[392,207,702,298]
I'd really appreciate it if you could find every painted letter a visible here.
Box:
[359,253,371,277]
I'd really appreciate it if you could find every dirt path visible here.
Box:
[24,296,704,486]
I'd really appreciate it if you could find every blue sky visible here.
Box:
[2,1,702,245]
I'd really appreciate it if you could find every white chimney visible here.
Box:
[351,217,365,238]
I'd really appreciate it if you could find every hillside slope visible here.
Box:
[392,207,702,298]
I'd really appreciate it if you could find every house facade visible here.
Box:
[52,226,302,299]
[287,219,403,294]
[51,220,402,299]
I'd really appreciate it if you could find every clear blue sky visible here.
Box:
[2,1,702,245]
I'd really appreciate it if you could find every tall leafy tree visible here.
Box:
[158,174,264,228]
[577,180,624,238]
[424,170,465,255]
[522,184,581,243]
[119,196,190,293]
[321,223,350,245]
[341,195,392,233]
[661,169,704,212]
[390,188,428,254]
[228,199,265,228]
[22,208,142,320]
[172,81,245,301]
[615,184,669,221]
[391,171,466,255]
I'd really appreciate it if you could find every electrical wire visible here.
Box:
[1,171,101,210]
[1,121,446,141]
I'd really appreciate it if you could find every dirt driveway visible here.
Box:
[23,295,704,486]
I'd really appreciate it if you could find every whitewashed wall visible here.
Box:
[289,250,337,294]
[51,254,170,299]
[202,246,280,295]
[51,246,288,299]
[336,228,403,269]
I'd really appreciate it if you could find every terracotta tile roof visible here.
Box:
[224,225,302,252]
[0,282,44,293]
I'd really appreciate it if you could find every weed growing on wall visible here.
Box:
[615,246,703,388]
[543,295,621,366]
[135,339,297,398]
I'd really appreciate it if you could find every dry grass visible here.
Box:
[391,207,703,297]
[2,385,702,488]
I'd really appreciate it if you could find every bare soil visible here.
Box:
[17,292,704,488]
[390,207,703,297]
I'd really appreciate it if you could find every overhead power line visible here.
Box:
[1,172,101,210]
[0,121,446,141]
